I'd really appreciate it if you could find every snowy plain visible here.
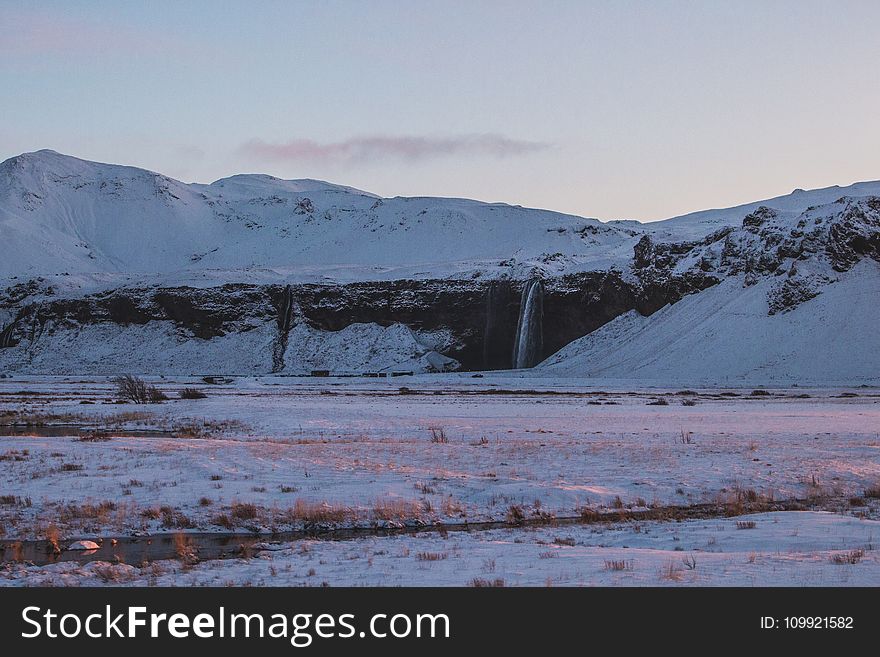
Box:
[1,376,878,586]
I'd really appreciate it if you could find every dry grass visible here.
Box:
[0,450,28,462]
[44,524,61,554]
[604,559,630,571]
[212,513,234,529]
[137,505,195,529]
[180,388,207,400]
[429,427,448,444]
[0,495,31,507]
[230,502,259,521]
[469,577,505,587]
[441,497,465,517]
[78,430,112,442]
[864,485,880,499]
[173,418,247,439]
[1,409,154,427]
[830,549,865,565]
[56,500,117,523]
[371,499,425,521]
[736,520,757,530]
[506,504,525,524]
[173,533,198,565]
[283,500,354,524]
[416,552,448,561]
[660,561,684,581]
[414,481,437,495]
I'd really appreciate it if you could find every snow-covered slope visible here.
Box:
[4,149,880,283]
[644,181,880,241]
[0,150,635,282]
[538,258,880,386]
[540,193,880,385]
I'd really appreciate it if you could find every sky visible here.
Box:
[1,0,879,221]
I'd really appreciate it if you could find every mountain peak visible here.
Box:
[206,173,378,198]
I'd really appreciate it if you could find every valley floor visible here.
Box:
[1,374,878,586]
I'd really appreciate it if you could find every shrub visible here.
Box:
[506,504,525,525]
[231,502,259,520]
[213,513,233,529]
[114,375,167,404]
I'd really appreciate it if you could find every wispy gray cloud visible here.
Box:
[239,134,551,165]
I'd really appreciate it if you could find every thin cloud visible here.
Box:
[239,134,551,165]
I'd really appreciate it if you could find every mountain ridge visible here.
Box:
[2,149,880,382]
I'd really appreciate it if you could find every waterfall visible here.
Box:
[0,322,16,348]
[277,284,294,333]
[272,285,295,372]
[482,281,498,369]
[512,279,543,368]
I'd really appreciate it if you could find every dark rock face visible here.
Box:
[6,196,877,369]
[0,321,15,348]
[826,197,880,272]
[0,271,709,370]
[628,197,880,315]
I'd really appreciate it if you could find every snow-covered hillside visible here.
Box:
[538,258,880,385]
[3,149,880,284]
[0,150,635,283]
[537,192,880,385]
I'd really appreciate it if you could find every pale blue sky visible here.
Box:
[2,0,879,220]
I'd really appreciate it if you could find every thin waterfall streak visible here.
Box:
[512,279,543,368]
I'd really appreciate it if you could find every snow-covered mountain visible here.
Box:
[4,149,880,284]
[0,149,636,284]
[540,196,880,384]
[537,259,880,386]
[2,149,880,382]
